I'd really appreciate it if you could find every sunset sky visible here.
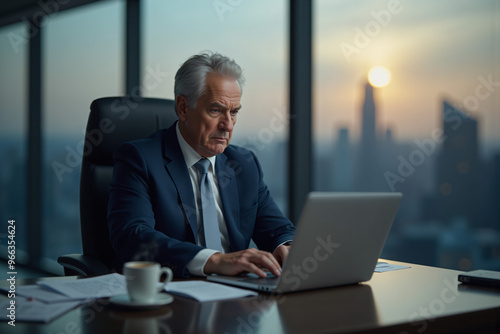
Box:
[0,0,498,149]
[314,0,499,146]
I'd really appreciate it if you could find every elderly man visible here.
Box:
[108,52,295,278]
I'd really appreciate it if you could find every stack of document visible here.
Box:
[0,273,127,323]
[165,281,257,302]
[374,262,410,272]
[1,273,258,323]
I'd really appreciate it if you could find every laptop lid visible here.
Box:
[208,192,402,293]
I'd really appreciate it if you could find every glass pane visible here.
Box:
[314,0,500,270]
[0,23,28,258]
[143,0,289,210]
[42,0,124,270]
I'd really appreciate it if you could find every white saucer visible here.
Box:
[110,293,174,309]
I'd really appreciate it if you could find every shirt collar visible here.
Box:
[176,122,216,170]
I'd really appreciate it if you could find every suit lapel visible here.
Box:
[162,125,199,243]
[216,153,243,252]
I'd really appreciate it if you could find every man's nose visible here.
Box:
[219,112,234,132]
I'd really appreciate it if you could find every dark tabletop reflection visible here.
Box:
[214,296,277,333]
[164,295,277,334]
[79,286,378,334]
[277,284,379,334]
[80,294,277,334]
[78,298,173,334]
[112,308,173,334]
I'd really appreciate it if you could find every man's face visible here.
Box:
[177,73,242,157]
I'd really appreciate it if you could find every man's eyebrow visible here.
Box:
[208,102,227,109]
[208,102,242,110]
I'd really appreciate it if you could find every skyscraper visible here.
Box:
[356,82,380,190]
[361,82,376,146]
[436,101,479,225]
[333,128,353,191]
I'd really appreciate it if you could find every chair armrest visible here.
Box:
[57,254,111,276]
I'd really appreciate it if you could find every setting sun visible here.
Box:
[368,66,392,88]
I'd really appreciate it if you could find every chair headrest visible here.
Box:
[85,97,177,165]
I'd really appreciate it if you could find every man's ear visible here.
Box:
[176,95,189,121]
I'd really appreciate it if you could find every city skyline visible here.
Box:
[0,0,499,273]
[0,0,498,145]
[2,79,498,271]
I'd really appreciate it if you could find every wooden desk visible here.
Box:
[1,260,499,333]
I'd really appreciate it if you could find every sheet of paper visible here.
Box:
[4,285,85,303]
[1,297,82,323]
[37,273,127,299]
[165,281,258,302]
[375,262,410,273]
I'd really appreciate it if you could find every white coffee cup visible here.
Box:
[123,261,173,303]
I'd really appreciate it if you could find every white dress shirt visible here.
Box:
[176,124,230,276]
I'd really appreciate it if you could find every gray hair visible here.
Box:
[174,52,245,112]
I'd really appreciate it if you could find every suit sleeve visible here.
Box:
[249,151,296,251]
[107,142,203,277]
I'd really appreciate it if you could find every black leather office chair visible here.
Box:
[57,97,178,276]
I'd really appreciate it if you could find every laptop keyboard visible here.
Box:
[238,272,279,286]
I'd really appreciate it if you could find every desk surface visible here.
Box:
[1,260,499,334]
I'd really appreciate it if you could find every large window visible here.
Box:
[314,0,500,270]
[0,23,28,261]
[4,0,497,275]
[41,1,124,271]
[143,0,289,210]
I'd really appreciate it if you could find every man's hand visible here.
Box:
[273,244,291,266]
[204,248,282,278]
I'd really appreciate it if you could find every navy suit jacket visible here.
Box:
[108,123,295,277]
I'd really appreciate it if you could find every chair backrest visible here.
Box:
[80,97,177,271]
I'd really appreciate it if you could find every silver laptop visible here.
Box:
[207,192,402,293]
